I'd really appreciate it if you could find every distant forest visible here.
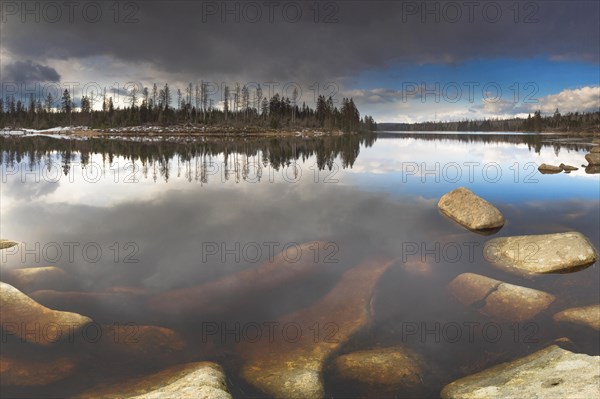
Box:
[0,83,377,133]
[378,110,600,133]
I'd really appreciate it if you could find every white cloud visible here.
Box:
[522,86,600,114]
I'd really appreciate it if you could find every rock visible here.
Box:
[402,258,433,277]
[440,345,600,399]
[559,163,578,172]
[0,239,18,250]
[30,289,147,321]
[98,325,185,362]
[448,273,555,322]
[149,241,332,316]
[77,362,231,399]
[238,257,396,399]
[0,282,92,345]
[585,152,600,165]
[554,305,600,331]
[0,356,77,386]
[437,187,504,232]
[329,346,424,394]
[537,163,563,174]
[105,286,149,295]
[590,146,600,153]
[586,164,600,174]
[484,232,598,275]
[3,266,74,293]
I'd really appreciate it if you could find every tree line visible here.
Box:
[0,83,377,133]
[378,109,600,133]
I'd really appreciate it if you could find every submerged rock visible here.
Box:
[559,163,578,172]
[238,257,396,399]
[0,356,77,386]
[537,163,563,174]
[586,152,600,165]
[3,266,73,293]
[77,362,231,399]
[448,273,555,321]
[484,232,598,275]
[329,346,424,394]
[90,325,186,363]
[149,241,331,316]
[30,289,147,321]
[437,187,504,232]
[0,282,92,345]
[0,239,18,250]
[554,304,600,331]
[440,345,600,399]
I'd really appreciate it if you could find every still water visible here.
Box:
[1,132,598,397]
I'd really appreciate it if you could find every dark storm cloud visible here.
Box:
[2,0,599,83]
[2,60,61,82]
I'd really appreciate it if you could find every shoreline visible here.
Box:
[2,125,598,141]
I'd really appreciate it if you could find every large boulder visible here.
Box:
[585,152,600,165]
[537,163,562,174]
[77,362,231,399]
[441,345,600,399]
[448,273,555,321]
[590,146,600,153]
[554,304,600,331]
[437,187,504,232]
[484,232,598,275]
[238,257,396,399]
[0,282,92,345]
[329,346,425,395]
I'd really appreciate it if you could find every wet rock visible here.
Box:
[590,146,600,153]
[441,345,600,399]
[437,187,504,232]
[0,239,18,250]
[448,273,555,322]
[0,356,77,386]
[484,232,598,275]
[150,241,331,316]
[559,163,578,172]
[554,304,600,331]
[447,273,500,307]
[238,257,396,399]
[77,362,231,399]
[585,152,600,165]
[482,283,555,322]
[3,266,74,293]
[329,346,424,394]
[0,282,92,345]
[537,163,563,174]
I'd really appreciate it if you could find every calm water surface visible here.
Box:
[1,132,598,398]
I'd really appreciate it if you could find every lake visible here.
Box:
[1,132,598,398]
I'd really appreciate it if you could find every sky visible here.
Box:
[1,0,599,122]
